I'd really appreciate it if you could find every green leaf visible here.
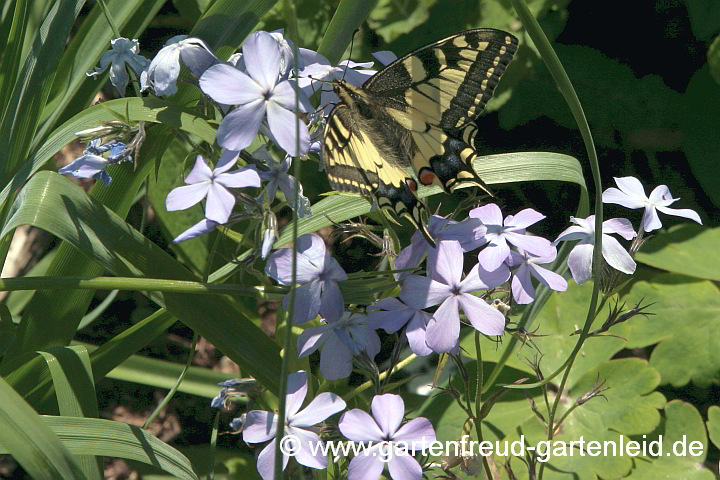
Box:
[318,0,377,65]
[709,34,720,86]
[191,0,280,60]
[37,346,102,480]
[1,96,215,209]
[79,342,236,399]
[148,138,210,274]
[620,273,720,387]
[707,405,720,451]
[635,225,720,281]
[0,0,84,190]
[684,0,720,41]
[624,401,714,480]
[0,376,88,480]
[2,171,282,394]
[679,66,720,208]
[0,416,199,480]
[367,0,439,43]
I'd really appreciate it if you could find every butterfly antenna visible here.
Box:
[341,28,361,82]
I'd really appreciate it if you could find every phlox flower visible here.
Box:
[243,371,346,480]
[199,31,310,156]
[400,240,509,353]
[141,35,218,96]
[338,394,436,480]
[249,147,312,218]
[87,38,150,96]
[265,234,347,323]
[58,139,131,187]
[506,248,567,304]
[554,215,637,285]
[468,203,555,271]
[297,313,381,380]
[367,297,433,356]
[165,155,261,224]
[602,176,702,232]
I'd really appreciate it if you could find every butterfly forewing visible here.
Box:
[363,29,518,192]
[323,103,431,239]
[322,28,517,243]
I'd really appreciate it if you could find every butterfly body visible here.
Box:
[322,28,518,244]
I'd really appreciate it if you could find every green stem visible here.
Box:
[274,4,303,478]
[0,276,286,299]
[142,333,198,429]
[509,1,603,478]
[343,353,417,401]
[96,0,142,97]
[474,331,493,480]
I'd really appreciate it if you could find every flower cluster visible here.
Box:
[69,28,705,480]
[239,371,435,480]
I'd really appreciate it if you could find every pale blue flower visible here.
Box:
[87,38,150,96]
[400,240,509,353]
[602,176,702,232]
[554,215,637,285]
[199,31,311,156]
[297,313,381,380]
[58,139,131,187]
[141,35,218,96]
[250,147,312,218]
[243,371,346,480]
[338,394,435,480]
[506,248,567,304]
[265,234,347,323]
[367,297,433,356]
[468,203,555,271]
[165,155,261,224]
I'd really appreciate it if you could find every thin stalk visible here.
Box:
[96,0,141,97]
[474,331,493,480]
[274,4,303,478]
[509,2,603,479]
[343,353,417,401]
[0,276,287,298]
[143,333,198,429]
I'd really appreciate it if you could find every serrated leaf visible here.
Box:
[635,225,720,281]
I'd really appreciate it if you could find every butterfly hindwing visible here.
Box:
[363,28,518,192]
[323,103,431,239]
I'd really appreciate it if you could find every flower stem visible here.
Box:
[474,331,493,480]
[508,2,603,478]
[274,3,303,479]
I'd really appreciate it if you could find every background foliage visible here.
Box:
[0,0,718,479]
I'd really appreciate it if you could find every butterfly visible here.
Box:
[322,28,518,245]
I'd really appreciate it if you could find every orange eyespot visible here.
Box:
[419,169,436,186]
[406,179,418,192]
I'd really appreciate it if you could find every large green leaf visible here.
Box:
[37,346,102,480]
[1,97,215,209]
[35,0,166,144]
[318,0,378,64]
[619,273,720,387]
[0,0,84,189]
[626,401,714,480]
[708,405,720,451]
[0,416,199,480]
[0,376,88,480]
[635,225,720,281]
[2,171,282,393]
